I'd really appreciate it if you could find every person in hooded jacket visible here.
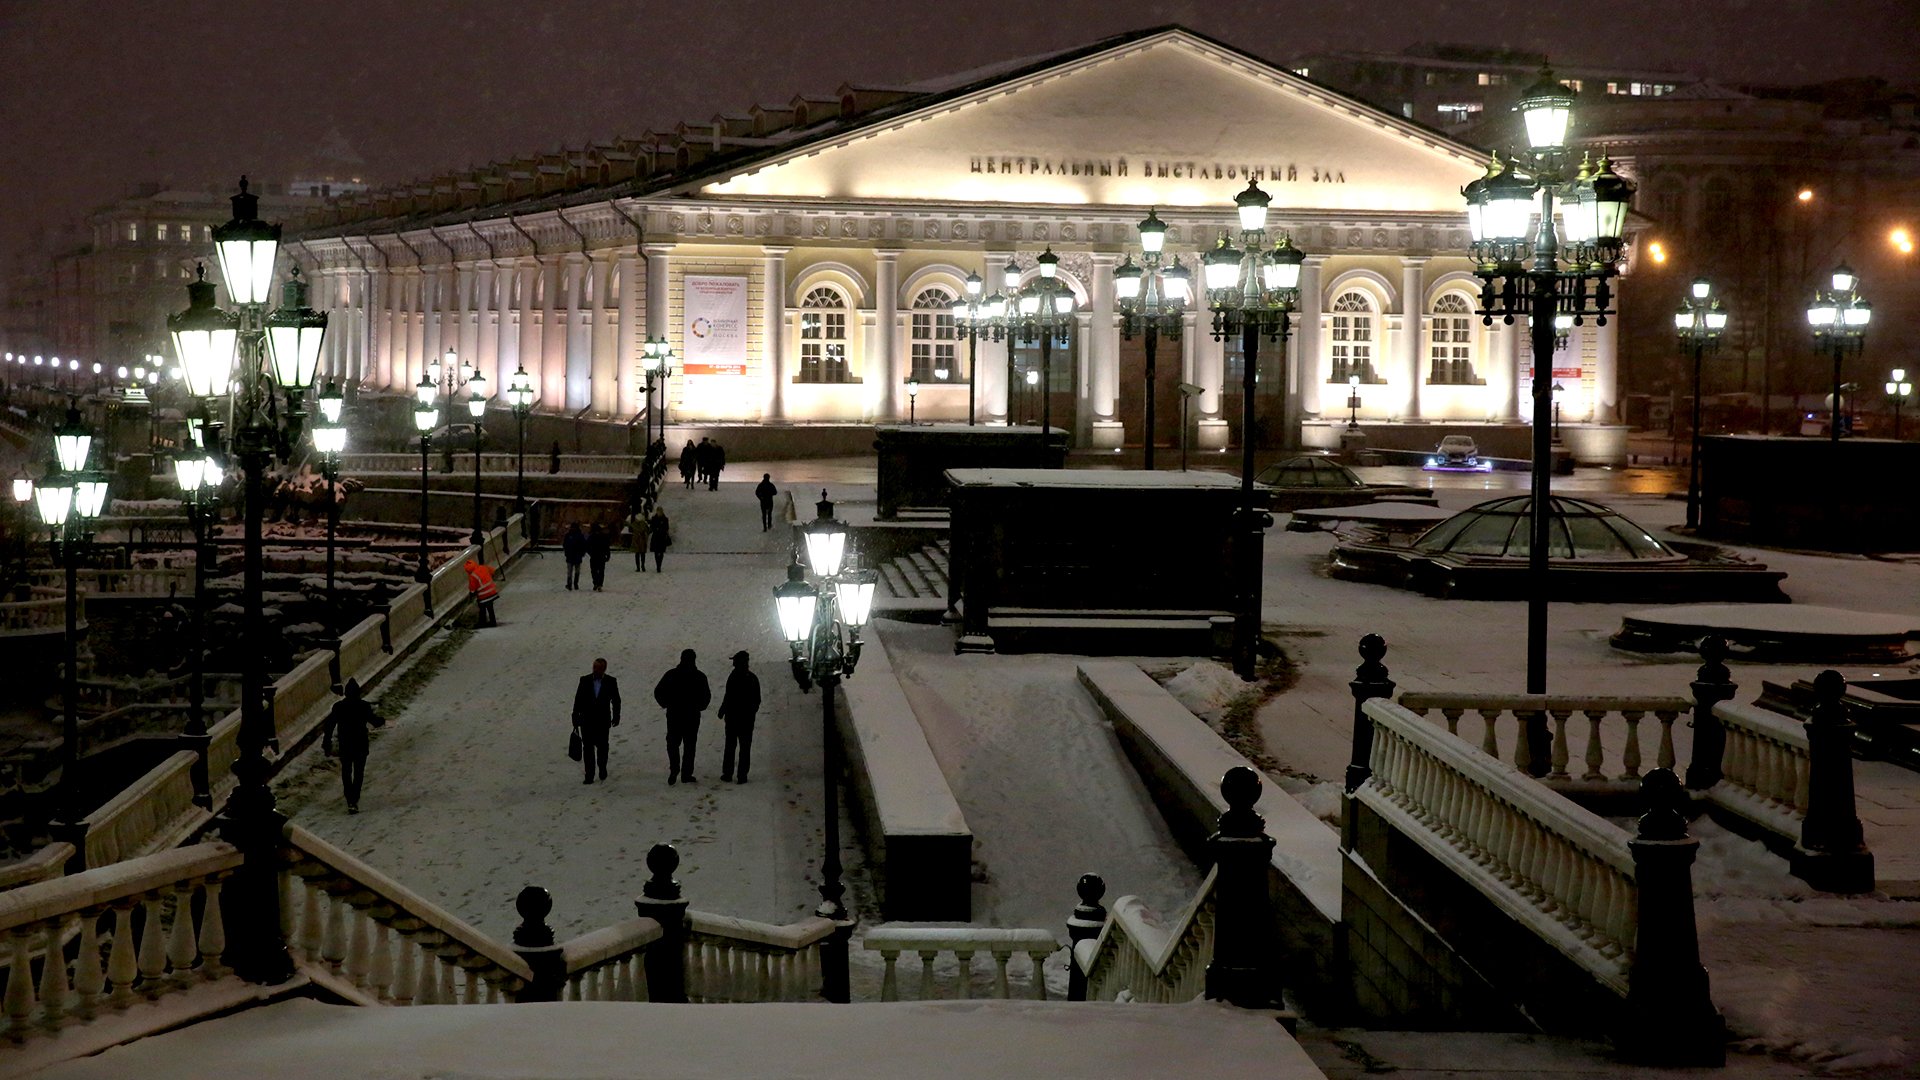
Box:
[322,679,385,813]
[653,648,711,784]
[464,558,499,626]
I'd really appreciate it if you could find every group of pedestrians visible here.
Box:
[562,508,671,586]
[679,437,727,491]
[570,650,761,785]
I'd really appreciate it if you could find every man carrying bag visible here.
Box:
[571,657,621,784]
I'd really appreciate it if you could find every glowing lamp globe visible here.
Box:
[773,568,818,646]
[834,568,878,630]
[211,177,281,306]
[169,266,240,398]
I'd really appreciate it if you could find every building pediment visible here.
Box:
[691,30,1486,215]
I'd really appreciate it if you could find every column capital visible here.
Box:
[874,248,903,263]
[1090,251,1121,266]
[761,245,793,257]
[1302,254,1330,270]
[1398,255,1431,268]
[641,243,676,257]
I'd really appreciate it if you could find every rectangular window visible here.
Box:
[908,308,960,381]
[797,310,852,384]
[1436,102,1483,124]
[1428,316,1480,384]
[1567,79,1583,92]
[1330,317,1375,382]
[123,221,138,242]
[1293,67,1309,77]
[155,223,169,241]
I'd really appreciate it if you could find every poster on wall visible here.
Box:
[682,275,749,377]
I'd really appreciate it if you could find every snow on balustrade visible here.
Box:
[1397,692,1690,786]
[0,843,240,1044]
[684,912,838,1003]
[1360,699,1638,991]
[860,926,1058,1002]
[0,596,73,635]
[1708,699,1811,844]
[81,752,202,869]
[1078,869,1217,1005]
[558,917,660,1001]
[283,825,532,1005]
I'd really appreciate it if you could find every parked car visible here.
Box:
[1424,434,1489,471]
[1253,454,1430,513]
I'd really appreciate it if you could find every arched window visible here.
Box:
[1700,176,1735,230]
[1330,291,1377,382]
[1428,293,1480,384]
[1643,173,1684,228]
[798,286,851,384]
[909,287,959,382]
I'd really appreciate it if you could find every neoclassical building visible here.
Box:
[294,26,1625,455]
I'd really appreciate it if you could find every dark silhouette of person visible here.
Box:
[754,474,778,531]
[628,506,650,572]
[549,441,562,475]
[694,437,715,489]
[708,441,726,491]
[653,648,711,784]
[322,678,385,813]
[647,507,671,572]
[718,651,761,783]
[586,523,612,591]
[679,441,698,489]
[571,657,621,784]
[561,523,587,590]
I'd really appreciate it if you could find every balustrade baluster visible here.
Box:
[1583,711,1607,781]
[297,879,324,961]
[1441,707,1462,736]
[5,927,36,1038]
[1791,750,1811,814]
[1028,949,1051,999]
[167,884,199,987]
[635,954,650,1002]
[1655,710,1678,772]
[369,922,394,1001]
[390,930,417,1005]
[137,893,169,996]
[564,973,581,1001]
[411,934,440,1005]
[107,903,138,1009]
[463,962,481,1005]
[1514,710,1537,772]
[1621,710,1645,779]
[485,977,500,1004]
[74,912,105,1018]
[279,867,295,943]
[1478,709,1500,758]
[615,957,635,1001]
[433,950,455,1004]
[1757,739,1782,805]
[30,920,67,1030]
[322,889,348,973]
[991,948,1012,998]
[918,950,937,999]
[756,949,772,1001]
[1549,711,1572,778]
[345,905,373,989]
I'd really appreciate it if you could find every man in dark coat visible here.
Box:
[586,523,612,592]
[561,523,587,590]
[679,441,698,489]
[717,651,761,783]
[571,657,621,784]
[707,441,726,491]
[322,678,385,812]
[694,437,715,489]
[753,474,778,531]
[653,648,711,784]
[647,507,671,572]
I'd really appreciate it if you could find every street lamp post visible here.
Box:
[505,366,534,514]
[413,379,437,588]
[465,372,489,544]
[1674,278,1728,529]
[313,381,346,627]
[1202,180,1305,679]
[429,348,476,458]
[906,377,919,425]
[994,249,1077,438]
[171,438,221,807]
[1888,368,1912,440]
[1460,73,1635,696]
[166,177,327,983]
[1115,209,1192,470]
[32,407,109,840]
[950,272,1000,426]
[1806,265,1871,444]
[1346,375,1363,431]
[641,337,675,444]
[771,491,875,1004]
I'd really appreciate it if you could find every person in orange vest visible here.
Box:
[465,558,499,627]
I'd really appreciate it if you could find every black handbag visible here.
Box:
[567,727,582,761]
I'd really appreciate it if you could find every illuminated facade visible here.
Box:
[294,27,1628,453]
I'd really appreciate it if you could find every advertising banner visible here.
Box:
[682,275,749,376]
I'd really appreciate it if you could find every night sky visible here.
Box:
[2,0,1915,266]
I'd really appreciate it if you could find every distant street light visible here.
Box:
[1674,278,1727,528]
[1806,263,1870,444]
[1116,209,1193,469]
[1887,368,1912,440]
[506,365,535,514]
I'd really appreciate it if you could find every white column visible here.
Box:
[981,253,1010,423]
[644,244,674,428]
[1296,257,1326,418]
[762,246,789,421]
[873,249,901,420]
[452,263,473,378]
[516,262,543,408]
[366,263,388,388]
[1400,257,1428,421]
[1194,312,1228,451]
[404,271,425,393]
[1499,319,1523,421]
[379,269,400,390]
[1594,313,1619,423]
[473,262,496,387]
[494,259,517,386]
[422,264,443,382]
[588,254,615,416]
[615,251,640,419]
[563,255,588,411]
[1087,252,1122,449]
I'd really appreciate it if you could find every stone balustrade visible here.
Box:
[683,912,840,1003]
[0,596,75,635]
[27,567,192,599]
[556,917,661,1001]
[1072,870,1217,1004]
[1360,698,1638,992]
[0,846,74,892]
[1398,693,1689,786]
[81,752,203,869]
[0,842,240,1043]
[861,926,1058,1002]
[283,825,533,1004]
[336,452,650,476]
[1709,699,1811,843]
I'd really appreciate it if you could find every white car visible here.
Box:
[1425,435,1487,471]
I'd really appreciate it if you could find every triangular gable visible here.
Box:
[690,30,1486,215]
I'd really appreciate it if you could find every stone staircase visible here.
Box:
[878,540,950,602]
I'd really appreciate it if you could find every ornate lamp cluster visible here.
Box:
[1673,277,1729,530]
[505,363,536,514]
[990,249,1079,428]
[946,271,988,424]
[640,337,676,442]
[1806,263,1871,445]
[1114,209,1193,469]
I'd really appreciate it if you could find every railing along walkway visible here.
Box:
[1397,692,1689,787]
[1073,869,1217,1004]
[861,926,1058,1001]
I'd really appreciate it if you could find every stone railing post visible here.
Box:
[1793,670,1875,893]
[1621,769,1725,1066]
[1684,636,1736,790]
[510,885,565,1002]
[820,914,855,1005]
[1203,766,1279,1009]
[631,843,689,1003]
[1345,634,1395,794]
[1065,872,1106,1002]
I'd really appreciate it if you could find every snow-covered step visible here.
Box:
[878,563,914,599]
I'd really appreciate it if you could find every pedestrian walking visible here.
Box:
[718,651,761,783]
[653,648,711,784]
[571,658,621,784]
[549,441,562,475]
[464,558,499,627]
[628,505,651,572]
[679,440,698,489]
[322,679,385,813]
[754,474,778,531]
[561,523,587,590]
[647,506,671,572]
[587,523,612,591]
[694,437,715,489]
[708,441,726,491]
